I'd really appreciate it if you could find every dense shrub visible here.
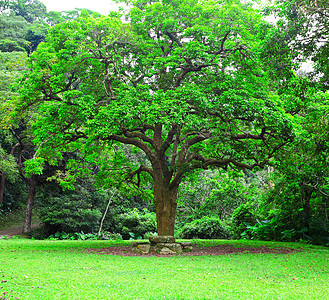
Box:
[231,203,256,238]
[238,211,329,246]
[241,218,280,241]
[115,208,156,239]
[177,216,229,239]
[38,193,101,235]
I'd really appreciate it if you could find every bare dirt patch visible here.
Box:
[83,244,300,257]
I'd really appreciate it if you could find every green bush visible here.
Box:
[38,194,101,235]
[238,211,329,244]
[231,203,256,238]
[116,208,156,239]
[177,216,229,239]
[241,218,279,241]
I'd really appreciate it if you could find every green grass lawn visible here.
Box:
[0,239,328,300]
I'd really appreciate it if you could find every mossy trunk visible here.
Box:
[154,178,178,236]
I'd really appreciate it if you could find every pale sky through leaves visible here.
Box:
[40,0,121,14]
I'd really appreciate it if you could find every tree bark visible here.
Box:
[154,177,178,236]
[23,176,37,234]
[0,172,5,206]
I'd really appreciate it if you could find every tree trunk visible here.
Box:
[0,172,5,206]
[23,176,37,234]
[154,178,178,236]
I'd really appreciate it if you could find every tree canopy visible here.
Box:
[7,0,298,235]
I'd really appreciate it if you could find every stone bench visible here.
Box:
[131,236,193,254]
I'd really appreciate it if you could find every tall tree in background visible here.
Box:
[0,1,105,233]
[0,51,26,207]
[0,0,47,230]
[9,0,47,23]
[10,0,295,236]
[0,0,50,53]
[248,0,329,242]
[270,0,329,88]
[0,12,30,52]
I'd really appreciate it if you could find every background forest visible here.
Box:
[0,0,328,246]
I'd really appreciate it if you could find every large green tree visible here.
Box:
[10,0,295,236]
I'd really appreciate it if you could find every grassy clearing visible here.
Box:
[0,239,328,300]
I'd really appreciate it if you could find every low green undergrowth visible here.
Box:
[0,239,328,300]
[43,231,123,241]
[176,216,229,239]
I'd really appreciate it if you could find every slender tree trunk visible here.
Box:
[97,190,116,239]
[154,178,178,236]
[0,172,5,206]
[23,176,37,234]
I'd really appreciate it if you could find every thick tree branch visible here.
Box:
[159,124,178,156]
[122,127,157,150]
[177,131,211,165]
[126,164,154,185]
[106,134,157,165]
[232,127,271,141]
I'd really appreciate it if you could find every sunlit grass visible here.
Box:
[0,239,328,299]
